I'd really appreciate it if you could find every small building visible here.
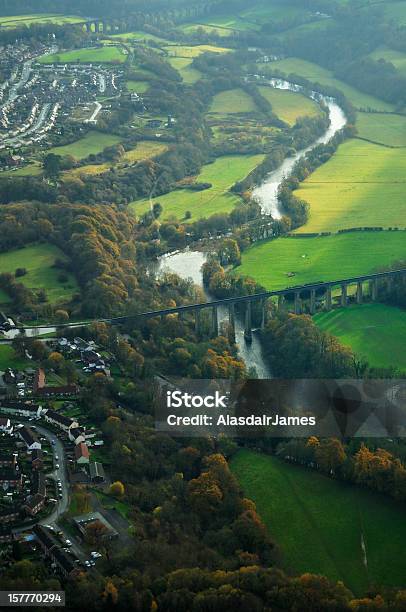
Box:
[0,452,17,468]
[37,385,78,398]
[73,511,118,540]
[19,426,41,451]
[74,442,89,465]
[33,368,46,393]
[69,427,85,445]
[89,462,105,483]
[0,507,20,524]
[0,417,11,431]
[23,493,45,516]
[32,471,46,498]
[44,409,78,432]
[31,449,43,470]
[0,468,22,490]
[0,401,42,418]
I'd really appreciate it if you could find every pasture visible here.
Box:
[355,112,406,147]
[236,232,406,290]
[314,303,406,371]
[231,450,406,594]
[0,13,84,28]
[49,132,121,159]
[127,80,150,93]
[293,140,406,233]
[265,57,393,111]
[209,89,257,114]
[368,45,406,76]
[258,86,321,125]
[130,154,265,221]
[163,44,231,58]
[167,57,201,84]
[39,45,126,64]
[0,244,78,304]
[0,346,30,371]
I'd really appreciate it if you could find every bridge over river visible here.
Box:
[9,268,405,343]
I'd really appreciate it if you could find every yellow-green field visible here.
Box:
[258,86,321,125]
[0,244,78,304]
[293,140,406,233]
[127,80,150,93]
[314,303,406,371]
[167,57,201,84]
[39,45,127,64]
[209,89,256,114]
[356,112,406,147]
[163,44,231,58]
[265,57,393,111]
[49,132,122,159]
[130,154,265,221]
[236,232,406,290]
[0,13,84,28]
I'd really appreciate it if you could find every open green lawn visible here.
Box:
[39,45,127,64]
[130,154,265,221]
[314,303,406,371]
[294,140,406,233]
[258,86,321,125]
[265,57,393,111]
[0,162,42,178]
[49,131,121,159]
[368,45,406,76]
[0,13,84,28]
[0,346,29,371]
[127,80,150,93]
[231,450,406,594]
[167,57,201,84]
[0,244,78,304]
[356,112,406,147]
[236,232,406,290]
[209,89,257,114]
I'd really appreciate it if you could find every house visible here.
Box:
[53,547,79,577]
[0,401,42,418]
[73,511,118,540]
[44,409,78,431]
[0,452,17,468]
[0,417,11,431]
[34,525,79,577]
[0,468,22,490]
[32,471,46,497]
[89,462,105,483]
[69,427,85,445]
[19,426,41,451]
[33,368,46,393]
[74,442,89,465]
[23,493,45,516]
[31,449,43,470]
[0,507,20,523]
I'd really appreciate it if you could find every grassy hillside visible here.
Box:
[314,303,406,370]
[258,86,321,125]
[236,232,406,290]
[39,45,127,64]
[231,450,406,594]
[209,89,257,114]
[49,132,122,159]
[355,113,406,147]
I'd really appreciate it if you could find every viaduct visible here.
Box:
[17,268,406,343]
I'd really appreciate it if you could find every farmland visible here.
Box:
[127,80,150,93]
[368,45,406,76]
[167,57,201,84]
[209,89,257,114]
[49,132,122,159]
[39,45,127,64]
[258,86,321,125]
[236,232,406,290]
[265,57,393,111]
[163,44,231,58]
[0,244,78,304]
[0,13,84,28]
[293,140,406,233]
[231,450,406,594]
[355,112,406,147]
[130,154,265,221]
[314,303,406,371]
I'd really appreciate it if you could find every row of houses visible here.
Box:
[34,525,79,578]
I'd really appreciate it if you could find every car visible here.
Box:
[55,464,60,469]
[55,455,59,460]
[85,561,91,567]
[51,440,56,446]
[65,540,72,547]
[89,560,96,566]
[58,493,63,499]
[91,552,102,559]
[48,498,57,503]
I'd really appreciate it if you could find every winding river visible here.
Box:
[156,79,347,377]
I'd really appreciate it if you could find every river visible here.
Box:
[156,79,347,377]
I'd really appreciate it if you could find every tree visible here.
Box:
[110,481,125,497]
[55,309,69,323]
[43,153,62,179]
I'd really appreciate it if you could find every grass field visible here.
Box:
[127,80,150,93]
[314,303,406,370]
[130,154,265,221]
[39,45,127,64]
[236,232,406,290]
[265,57,393,111]
[0,346,30,371]
[231,450,406,594]
[0,161,42,178]
[0,244,78,304]
[49,132,121,159]
[110,30,171,44]
[209,89,257,114]
[163,44,231,58]
[258,86,321,125]
[355,112,406,147]
[167,57,201,84]
[0,13,84,28]
[293,140,406,233]
[368,45,406,76]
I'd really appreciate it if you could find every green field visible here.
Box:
[368,45,406,76]
[167,57,201,84]
[236,232,406,290]
[0,346,29,371]
[0,244,78,304]
[127,80,150,93]
[49,132,121,159]
[110,30,171,44]
[209,89,257,114]
[130,154,265,221]
[258,86,321,125]
[314,303,406,370]
[355,112,406,147]
[39,45,127,64]
[231,450,406,594]
[265,57,393,111]
[0,13,84,28]
[294,140,406,233]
